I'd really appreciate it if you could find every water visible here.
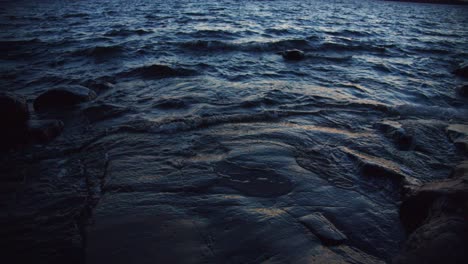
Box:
[1,0,467,263]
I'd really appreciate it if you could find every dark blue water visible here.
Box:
[1,0,468,263]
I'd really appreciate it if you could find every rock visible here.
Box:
[0,92,30,149]
[453,62,468,78]
[446,124,468,155]
[446,124,468,140]
[395,161,468,264]
[0,92,29,126]
[457,84,468,97]
[27,119,64,143]
[299,213,347,245]
[400,177,468,229]
[341,147,410,183]
[34,86,97,111]
[393,215,468,264]
[399,163,468,233]
[281,49,305,61]
[376,120,413,150]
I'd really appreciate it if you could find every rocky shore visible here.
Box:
[1,0,467,261]
[1,77,467,263]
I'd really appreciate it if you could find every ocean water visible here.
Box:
[1,0,467,263]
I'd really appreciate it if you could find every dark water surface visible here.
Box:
[1,0,467,263]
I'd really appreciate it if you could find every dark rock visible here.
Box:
[0,92,29,126]
[27,119,64,143]
[342,147,412,183]
[1,157,88,263]
[446,124,468,155]
[446,124,468,141]
[0,92,30,149]
[393,216,468,264]
[299,213,347,245]
[34,85,97,111]
[400,164,468,233]
[395,161,468,264]
[376,120,413,150]
[457,84,468,97]
[281,49,305,61]
[453,62,468,78]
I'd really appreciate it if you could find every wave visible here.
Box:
[110,110,326,135]
[72,45,125,57]
[111,104,394,135]
[153,98,189,109]
[118,64,197,79]
[178,29,249,39]
[318,42,389,53]
[179,39,311,52]
[325,29,372,37]
[104,28,152,37]
[178,38,391,54]
[62,13,89,18]
[407,46,451,55]
[392,104,468,121]
[149,111,283,133]
[309,54,353,62]
[0,38,41,48]
[264,28,293,35]
[0,39,43,58]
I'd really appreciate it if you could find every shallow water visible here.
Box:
[1,0,468,263]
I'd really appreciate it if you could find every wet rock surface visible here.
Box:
[376,120,413,150]
[447,124,468,155]
[299,213,347,246]
[1,88,466,264]
[34,86,97,111]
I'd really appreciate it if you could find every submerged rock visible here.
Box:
[27,119,64,143]
[299,213,347,245]
[281,49,305,61]
[82,103,128,123]
[82,80,115,93]
[0,92,29,126]
[453,62,468,78]
[34,86,97,111]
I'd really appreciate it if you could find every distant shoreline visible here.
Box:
[385,0,468,5]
